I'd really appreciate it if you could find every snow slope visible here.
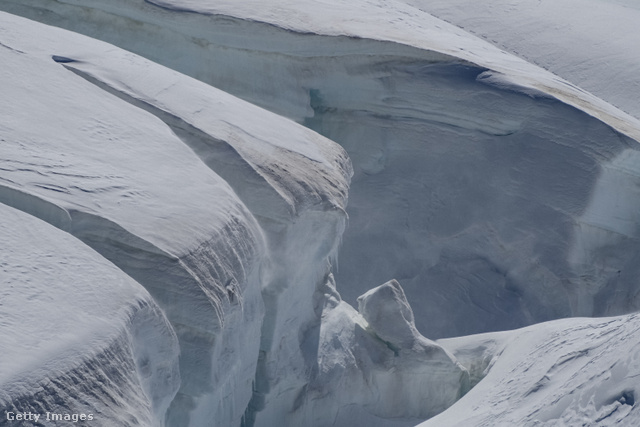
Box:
[421,313,640,426]
[3,1,640,426]
[404,0,640,120]
[1,23,271,426]
[0,12,469,425]
[0,203,180,426]
[4,0,640,341]
[1,10,468,427]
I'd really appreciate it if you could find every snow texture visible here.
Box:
[422,314,640,426]
[404,0,640,120]
[0,203,180,426]
[5,0,640,341]
[2,1,640,426]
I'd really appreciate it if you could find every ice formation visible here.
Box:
[2,1,640,426]
[4,0,640,340]
[421,313,640,426]
[0,203,180,426]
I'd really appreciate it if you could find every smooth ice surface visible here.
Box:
[422,314,640,426]
[0,203,180,426]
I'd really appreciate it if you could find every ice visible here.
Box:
[0,14,269,425]
[272,278,468,427]
[421,314,640,426]
[403,0,640,120]
[0,10,355,427]
[0,203,180,426]
[6,0,640,341]
[3,1,640,426]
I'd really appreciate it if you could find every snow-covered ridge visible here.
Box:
[423,314,640,426]
[3,0,637,139]
[404,0,640,121]
[4,1,640,340]
[1,23,267,424]
[0,203,180,426]
[3,2,640,426]
[0,11,349,426]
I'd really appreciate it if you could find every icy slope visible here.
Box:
[2,11,470,427]
[420,313,640,426]
[404,0,640,120]
[0,13,270,426]
[0,203,180,426]
[4,0,640,341]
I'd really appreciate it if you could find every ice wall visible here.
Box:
[0,16,268,426]
[5,0,640,340]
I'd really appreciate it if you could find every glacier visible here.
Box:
[4,0,640,340]
[403,0,640,120]
[2,1,640,426]
[421,313,640,426]
[0,202,180,426]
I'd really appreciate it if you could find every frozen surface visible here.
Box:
[404,0,640,119]
[422,314,640,426]
[5,0,640,341]
[0,203,180,426]
[274,278,468,427]
[3,1,640,426]
[0,12,269,426]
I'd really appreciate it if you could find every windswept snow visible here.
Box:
[404,0,640,120]
[4,0,640,342]
[3,1,640,426]
[422,314,640,426]
[0,203,180,426]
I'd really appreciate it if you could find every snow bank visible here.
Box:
[404,0,640,120]
[425,314,640,426]
[0,13,268,426]
[0,203,180,426]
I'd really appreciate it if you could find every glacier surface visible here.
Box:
[2,1,640,426]
[4,0,640,340]
[0,203,180,426]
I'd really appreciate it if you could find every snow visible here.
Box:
[421,314,640,426]
[3,1,640,426]
[0,10,353,427]
[5,0,640,342]
[271,278,468,427]
[403,0,640,120]
[0,12,270,426]
[0,203,180,426]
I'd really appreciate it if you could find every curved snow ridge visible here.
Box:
[428,314,640,426]
[0,204,180,426]
[3,0,639,142]
[0,15,270,426]
[9,1,640,339]
[54,50,352,221]
[141,0,640,141]
[403,0,640,120]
